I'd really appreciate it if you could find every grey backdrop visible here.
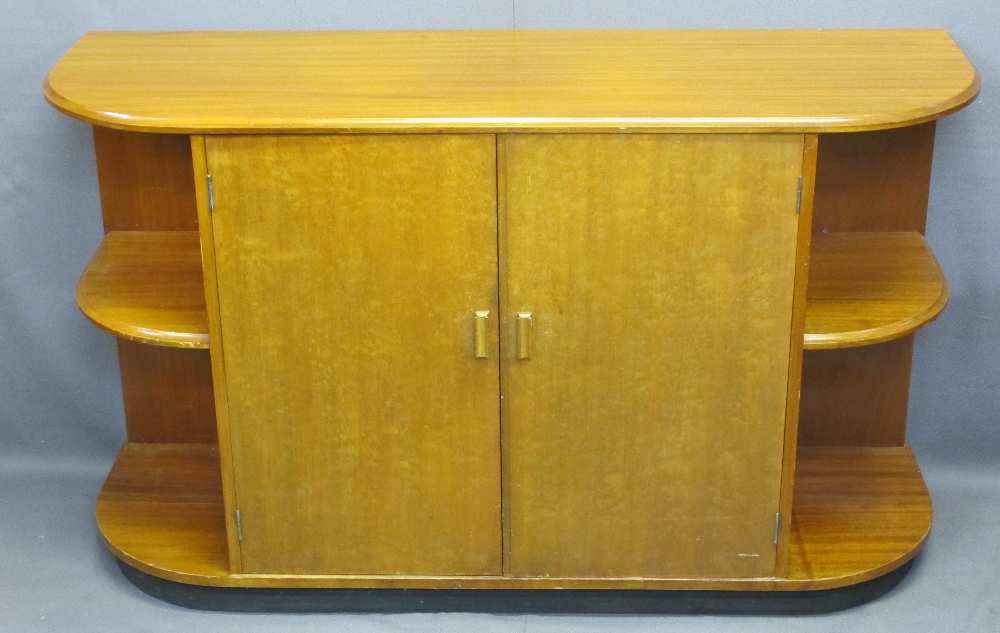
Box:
[2,1,999,631]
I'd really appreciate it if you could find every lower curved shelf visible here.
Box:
[96,443,931,592]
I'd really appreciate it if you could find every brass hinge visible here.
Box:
[207,174,215,213]
[795,176,803,214]
[235,509,243,542]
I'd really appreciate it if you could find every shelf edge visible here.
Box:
[803,232,949,350]
[76,231,210,349]
[803,275,949,350]
[96,443,931,591]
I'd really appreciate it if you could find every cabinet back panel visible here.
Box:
[118,341,217,444]
[503,134,804,579]
[206,135,502,576]
[812,122,935,234]
[93,127,199,232]
[798,336,913,447]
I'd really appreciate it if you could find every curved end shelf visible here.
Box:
[76,231,209,349]
[804,232,948,350]
[96,442,930,592]
[787,445,932,589]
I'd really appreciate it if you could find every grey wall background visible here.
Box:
[1,1,999,631]
[3,0,998,472]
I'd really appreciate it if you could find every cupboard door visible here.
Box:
[503,134,804,579]
[206,135,501,575]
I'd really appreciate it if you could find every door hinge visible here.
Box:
[207,174,215,213]
[795,176,803,214]
[235,509,243,542]
[773,512,781,545]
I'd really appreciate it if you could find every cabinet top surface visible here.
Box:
[44,30,979,134]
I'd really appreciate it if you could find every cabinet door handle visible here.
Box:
[516,312,532,360]
[474,311,490,358]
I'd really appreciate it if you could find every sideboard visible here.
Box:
[45,30,978,593]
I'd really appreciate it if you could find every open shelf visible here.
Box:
[96,442,930,590]
[804,232,948,350]
[76,230,946,353]
[76,231,209,348]
[787,445,931,585]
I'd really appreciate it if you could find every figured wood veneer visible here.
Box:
[503,134,804,579]
[206,135,503,576]
[97,443,930,590]
[45,30,978,134]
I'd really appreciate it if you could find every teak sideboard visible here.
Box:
[45,30,978,592]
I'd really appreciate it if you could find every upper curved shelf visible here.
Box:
[76,231,209,349]
[79,230,944,351]
[804,232,948,350]
[44,30,979,134]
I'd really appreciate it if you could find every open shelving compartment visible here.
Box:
[73,120,947,592]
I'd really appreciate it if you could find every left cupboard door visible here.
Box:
[204,135,502,576]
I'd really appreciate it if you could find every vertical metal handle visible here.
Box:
[474,311,490,358]
[516,312,532,360]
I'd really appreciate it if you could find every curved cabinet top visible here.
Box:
[44,29,979,134]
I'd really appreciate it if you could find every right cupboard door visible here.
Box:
[503,134,804,579]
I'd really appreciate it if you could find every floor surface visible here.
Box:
[2,457,998,632]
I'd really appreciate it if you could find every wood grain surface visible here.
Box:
[789,445,931,586]
[93,127,199,232]
[96,442,930,590]
[76,231,209,348]
[774,134,818,577]
[804,232,948,349]
[118,340,217,444]
[812,123,935,234]
[46,30,978,134]
[191,136,243,573]
[206,134,502,576]
[97,443,230,581]
[798,336,914,447]
[502,134,803,579]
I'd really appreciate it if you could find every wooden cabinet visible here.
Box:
[48,30,978,593]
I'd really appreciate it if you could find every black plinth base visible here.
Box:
[118,558,914,615]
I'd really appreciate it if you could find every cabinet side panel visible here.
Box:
[804,123,934,448]
[191,135,243,573]
[798,336,913,447]
[93,126,211,447]
[208,135,502,576]
[774,134,818,577]
[505,134,803,579]
[93,127,199,231]
[118,340,216,443]
[812,122,935,234]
